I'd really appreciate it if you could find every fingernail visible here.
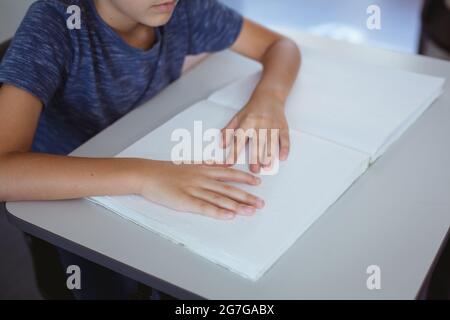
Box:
[257,199,265,208]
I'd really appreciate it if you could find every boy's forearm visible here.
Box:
[253,38,301,105]
[0,152,145,201]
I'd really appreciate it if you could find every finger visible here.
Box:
[258,129,268,168]
[226,128,249,165]
[249,133,260,173]
[206,181,265,209]
[250,163,261,174]
[209,167,261,186]
[279,129,290,161]
[192,188,256,216]
[188,197,236,220]
[264,129,280,169]
[221,117,239,149]
[263,129,273,168]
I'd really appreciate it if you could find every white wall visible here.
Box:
[0,0,35,42]
[0,0,423,53]
[222,0,424,53]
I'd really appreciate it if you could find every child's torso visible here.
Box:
[32,0,189,155]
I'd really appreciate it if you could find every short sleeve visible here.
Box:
[185,0,244,55]
[0,1,72,107]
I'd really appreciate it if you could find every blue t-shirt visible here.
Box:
[0,0,243,155]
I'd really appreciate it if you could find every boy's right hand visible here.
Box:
[136,160,265,220]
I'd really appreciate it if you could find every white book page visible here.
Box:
[89,101,370,280]
[208,47,445,159]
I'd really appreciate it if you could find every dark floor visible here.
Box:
[0,203,42,299]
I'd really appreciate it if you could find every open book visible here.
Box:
[89,47,445,281]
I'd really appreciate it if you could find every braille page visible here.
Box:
[89,101,369,280]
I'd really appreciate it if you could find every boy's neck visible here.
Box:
[94,0,156,51]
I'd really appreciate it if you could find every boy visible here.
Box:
[0,0,300,298]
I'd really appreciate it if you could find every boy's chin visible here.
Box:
[144,14,173,27]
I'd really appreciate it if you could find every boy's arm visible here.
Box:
[224,19,301,173]
[0,84,142,201]
[231,19,301,104]
[0,85,263,219]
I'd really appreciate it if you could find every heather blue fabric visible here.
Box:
[0,0,243,155]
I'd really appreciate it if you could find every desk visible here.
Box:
[6,32,450,299]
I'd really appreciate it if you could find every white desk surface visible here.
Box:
[6,32,450,299]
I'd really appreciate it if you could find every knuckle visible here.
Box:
[210,193,222,202]
[229,202,239,211]
[245,193,256,203]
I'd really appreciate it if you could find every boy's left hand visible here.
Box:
[220,92,290,174]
